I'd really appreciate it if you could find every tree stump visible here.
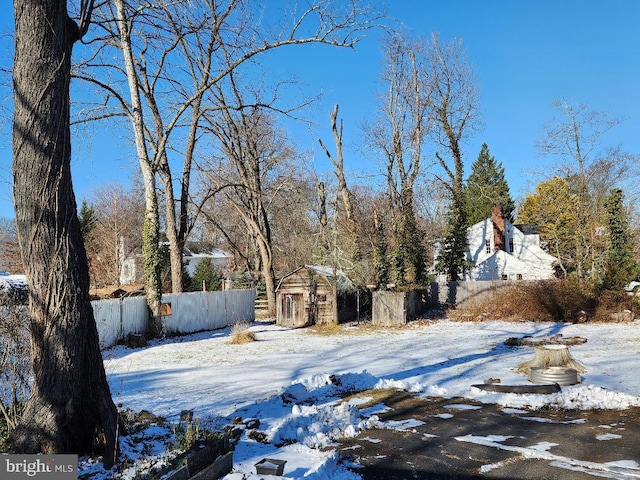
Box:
[516,344,587,375]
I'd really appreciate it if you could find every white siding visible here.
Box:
[466,218,558,281]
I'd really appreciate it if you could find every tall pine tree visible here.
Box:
[602,188,638,290]
[465,144,515,225]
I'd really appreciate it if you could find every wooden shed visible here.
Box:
[275,265,365,328]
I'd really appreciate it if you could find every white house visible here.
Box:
[464,207,559,281]
[119,240,234,285]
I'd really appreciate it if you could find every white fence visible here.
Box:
[92,289,256,349]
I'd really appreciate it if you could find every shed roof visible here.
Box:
[276,265,357,293]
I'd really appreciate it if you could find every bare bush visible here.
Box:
[0,292,32,436]
[450,280,603,322]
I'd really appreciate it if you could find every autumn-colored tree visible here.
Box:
[517,177,579,277]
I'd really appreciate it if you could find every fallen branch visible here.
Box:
[472,383,561,394]
[505,334,587,347]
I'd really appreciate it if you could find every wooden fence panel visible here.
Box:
[372,291,407,327]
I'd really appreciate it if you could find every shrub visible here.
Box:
[591,289,636,322]
[450,279,602,322]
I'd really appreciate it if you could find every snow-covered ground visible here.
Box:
[82,319,640,479]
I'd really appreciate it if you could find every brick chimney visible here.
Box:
[492,206,506,252]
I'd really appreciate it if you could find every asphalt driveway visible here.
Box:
[337,391,640,479]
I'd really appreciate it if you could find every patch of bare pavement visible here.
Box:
[337,391,640,479]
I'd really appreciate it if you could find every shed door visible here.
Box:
[283,294,304,326]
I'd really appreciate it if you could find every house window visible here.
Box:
[517,273,523,280]
[509,238,514,253]
[501,274,508,281]
[485,239,491,254]
[285,295,293,319]
[316,294,327,303]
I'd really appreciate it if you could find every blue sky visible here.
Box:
[1,1,639,219]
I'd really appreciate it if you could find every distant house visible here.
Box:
[275,265,365,328]
[463,207,559,281]
[119,241,234,285]
[182,247,233,277]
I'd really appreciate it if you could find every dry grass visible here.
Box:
[340,388,400,409]
[228,322,257,344]
[306,322,397,336]
[306,322,345,335]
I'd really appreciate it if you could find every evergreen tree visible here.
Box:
[372,211,389,286]
[78,200,97,238]
[190,258,222,291]
[391,204,428,286]
[602,188,638,290]
[435,197,469,281]
[465,143,515,225]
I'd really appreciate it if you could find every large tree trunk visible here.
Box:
[141,169,162,327]
[11,0,118,467]
[162,173,185,293]
[256,234,276,316]
[114,0,163,320]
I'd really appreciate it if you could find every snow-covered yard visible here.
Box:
[82,319,640,479]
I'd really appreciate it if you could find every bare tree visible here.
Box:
[75,0,381,321]
[12,0,118,466]
[318,104,360,262]
[425,33,480,281]
[367,34,429,285]
[269,175,319,274]
[199,74,299,315]
[88,182,145,287]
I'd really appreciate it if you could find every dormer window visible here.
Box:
[485,239,491,254]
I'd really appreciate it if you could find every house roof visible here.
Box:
[183,247,233,259]
[514,223,540,235]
